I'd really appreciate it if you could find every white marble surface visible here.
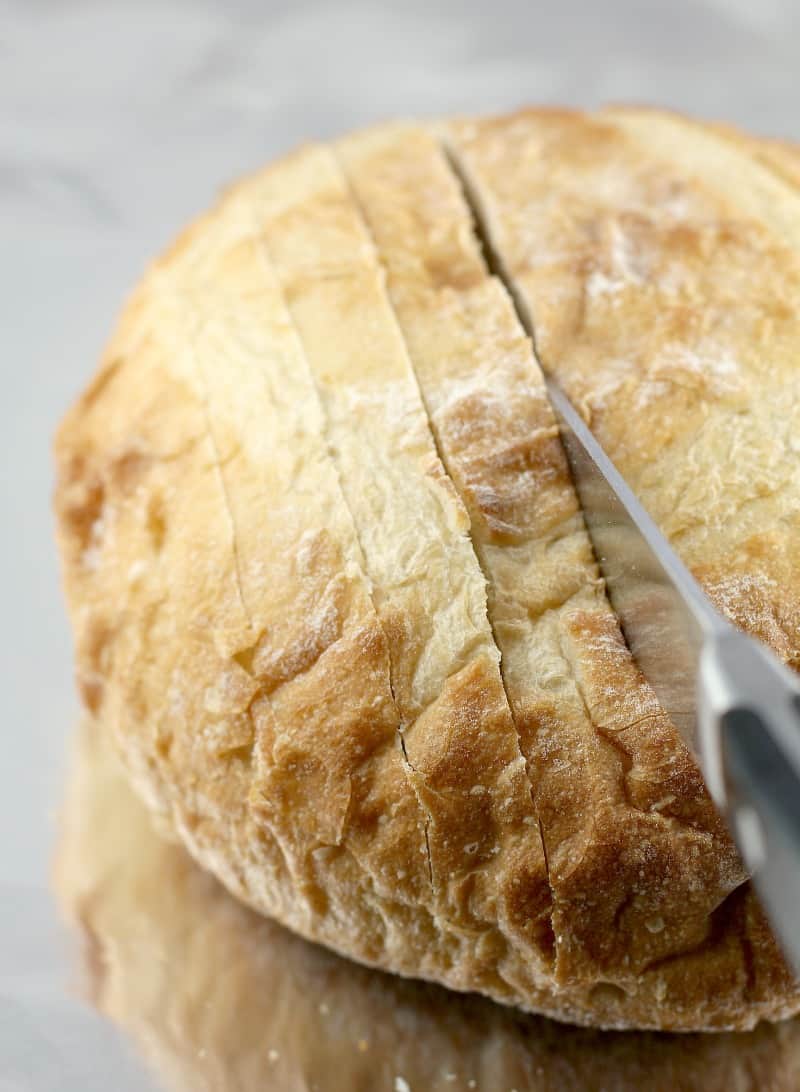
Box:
[2,1,799,1088]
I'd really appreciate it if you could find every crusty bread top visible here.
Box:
[54,106,800,1031]
[446,108,800,667]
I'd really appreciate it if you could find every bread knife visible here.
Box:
[546,377,800,973]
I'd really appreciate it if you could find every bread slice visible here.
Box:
[54,109,800,1030]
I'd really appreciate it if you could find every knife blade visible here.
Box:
[546,375,800,973]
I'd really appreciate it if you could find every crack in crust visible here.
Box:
[554,624,633,809]
[174,304,254,637]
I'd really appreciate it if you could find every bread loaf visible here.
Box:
[54,107,800,1030]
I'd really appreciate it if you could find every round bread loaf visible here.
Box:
[54,107,800,1030]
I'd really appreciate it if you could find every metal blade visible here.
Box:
[545,377,729,755]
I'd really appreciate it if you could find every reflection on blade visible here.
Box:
[546,379,727,755]
[53,718,800,1092]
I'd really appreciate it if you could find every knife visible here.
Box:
[546,377,800,973]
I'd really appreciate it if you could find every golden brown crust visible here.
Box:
[54,107,800,1030]
[54,717,800,1092]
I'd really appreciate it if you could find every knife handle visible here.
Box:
[699,630,800,974]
